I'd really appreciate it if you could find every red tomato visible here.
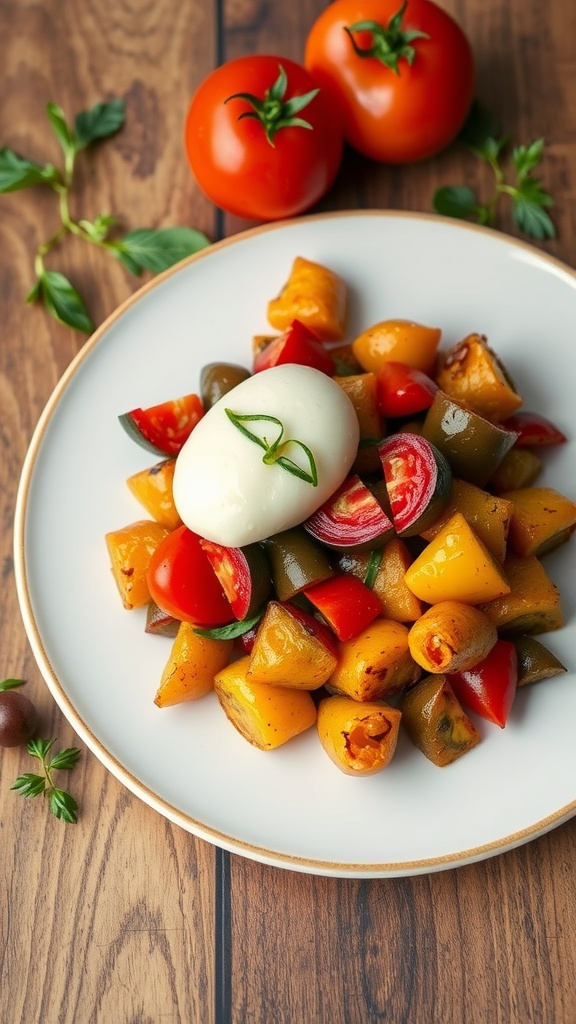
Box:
[253,319,335,375]
[377,361,438,417]
[448,640,518,729]
[304,0,474,163]
[184,56,343,221]
[500,411,567,447]
[119,394,204,456]
[147,526,234,627]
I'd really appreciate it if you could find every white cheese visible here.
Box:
[173,364,360,547]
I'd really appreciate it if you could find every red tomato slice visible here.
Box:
[500,411,567,447]
[147,526,233,626]
[199,540,272,620]
[448,640,518,728]
[119,394,204,456]
[378,432,452,536]
[253,319,334,375]
[304,473,394,550]
[376,362,438,418]
[304,575,381,641]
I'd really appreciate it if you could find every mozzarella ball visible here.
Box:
[173,364,360,546]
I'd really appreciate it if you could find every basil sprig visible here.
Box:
[0,99,210,332]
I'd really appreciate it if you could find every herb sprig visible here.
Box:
[225,410,318,486]
[0,99,210,332]
[11,738,82,823]
[433,102,555,241]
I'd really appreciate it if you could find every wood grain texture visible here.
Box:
[1,0,576,1022]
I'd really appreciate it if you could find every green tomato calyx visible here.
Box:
[344,1,429,75]
[224,64,319,146]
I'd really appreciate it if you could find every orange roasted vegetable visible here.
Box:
[214,655,317,750]
[247,601,337,689]
[328,619,421,702]
[317,695,401,776]
[434,333,522,422]
[334,372,383,474]
[267,256,347,341]
[499,486,576,557]
[401,675,481,766]
[127,459,182,530]
[352,319,441,375]
[408,600,497,674]
[420,477,513,563]
[105,520,170,610]
[154,622,233,707]
[479,553,563,634]
[404,512,511,605]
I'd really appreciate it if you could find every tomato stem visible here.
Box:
[344,1,429,74]
[224,63,319,146]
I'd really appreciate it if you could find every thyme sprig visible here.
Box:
[225,410,318,486]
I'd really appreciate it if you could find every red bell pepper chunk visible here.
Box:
[500,411,567,447]
[447,639,518,728]
[304,575,381,642]
[376,361,438,418]
[252,319,335,376]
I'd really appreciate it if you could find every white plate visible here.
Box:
[14,211,576,877]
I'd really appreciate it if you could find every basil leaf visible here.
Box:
[38,271,94,333]
[193,612,263,640]
[46,102,75,161]
[0,148,59,192]
[433,185,478,220]
[0,678,25,692]
[114,226,210,274]
[74,99,125,150]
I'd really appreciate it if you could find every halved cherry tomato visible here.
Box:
[379,432,452,535]
[304,574,382,641]
[252,319,334,375]
[119,394,204,456]
[376,361,438,418]
[199,540,272,620]
[448,639,518,728]
[304,0,474,164]
[147,526,233,627]
[304,473,394,551]
[500,411,567,447]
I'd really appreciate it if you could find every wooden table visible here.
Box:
[2,1,576,1021]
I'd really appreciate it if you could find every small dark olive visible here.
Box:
[0,691,38,747]
[200,362,251,410]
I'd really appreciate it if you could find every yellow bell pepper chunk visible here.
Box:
[403,512,510,605]
[500,486,576,558]
[154,622,233,707]
[214,656,317,750]
[247,601,337,690]
[351,319,441,375]
[328,619,421,702]
[105,520,170,610]
[126,459,182,531]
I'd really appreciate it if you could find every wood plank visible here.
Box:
[0,1,219,1021]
